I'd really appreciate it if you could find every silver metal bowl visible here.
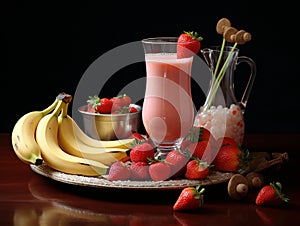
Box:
[78,104,141,141]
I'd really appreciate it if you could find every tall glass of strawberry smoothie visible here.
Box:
[142,37,194,159]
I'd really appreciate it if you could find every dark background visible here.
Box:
[1,1,299,135]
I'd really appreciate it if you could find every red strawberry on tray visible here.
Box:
[130,142,155,163]
[185,158,211,180]
[148,158,171,181]
[165,149,191,178]
[177,31,203,58]
[107,161,131,181]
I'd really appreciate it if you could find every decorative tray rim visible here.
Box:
[30,163,234,190]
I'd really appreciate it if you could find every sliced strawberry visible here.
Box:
[129,132,146,142]
[129,106,138,113]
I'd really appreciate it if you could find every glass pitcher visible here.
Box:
[193,46,256,145]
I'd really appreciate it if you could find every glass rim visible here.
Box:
[142,37,178,44]
[201,45,240,53]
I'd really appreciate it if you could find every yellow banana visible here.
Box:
[57,103,130,165]
[59,103,134,149]
[36,96,108,176]
[11,98,58,165]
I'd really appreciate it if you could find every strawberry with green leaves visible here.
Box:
[165,149,191,178]
[177,31,203,59]
[213,144,242,172]
[130,142,155,163]
[186,140,212,162]
[212,143,253,172]
[185,158,211,180]
[255,182,289,206]
[185,126,216,144]
[87,95,113,114]
[86,94,134,114]
[148,158,171,181]
[173,185,205,211]
[111,94,133,113]
[183,127,215,163]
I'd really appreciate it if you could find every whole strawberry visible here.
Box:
[107,161,131,181]
[215,136,239,148]
[185,126,213,143]
[86,95,113,114]
[165,149,191,178]
[177,31,203,59]
[130,161,150,181]
[130,142,155,163]
[186,140,212,162]
[149,160,171,181]
[96,98,113,114]
[185,158,211,180]
[111,95,123,112]
[255,182,289,206]
[213,145,242,172]
[173,185,205,211]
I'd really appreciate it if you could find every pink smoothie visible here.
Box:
[143,53,194,145]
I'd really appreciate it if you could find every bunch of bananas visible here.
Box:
[11,92,134,176]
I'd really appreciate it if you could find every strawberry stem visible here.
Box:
[193,185,205,207]
[270,182,290,203]
[184,31,203,41]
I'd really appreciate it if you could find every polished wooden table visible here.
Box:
[1,133,299,226]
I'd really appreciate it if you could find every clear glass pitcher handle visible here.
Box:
[236,56,256,112]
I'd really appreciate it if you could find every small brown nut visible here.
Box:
[216,18,231,35]
[246,172,264,189]
[228,174,249,200]
[223,26,238,42]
